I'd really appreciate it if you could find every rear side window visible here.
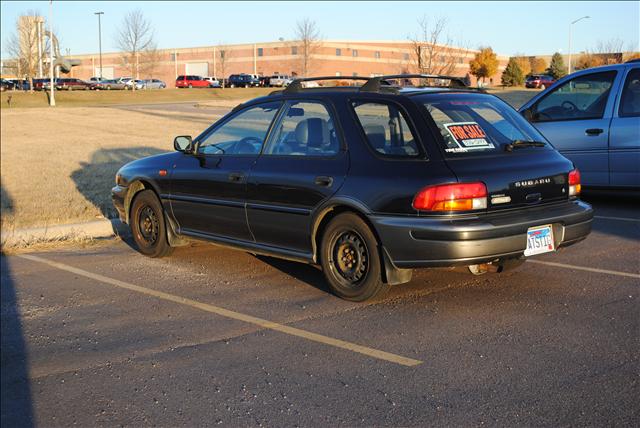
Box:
[619,68,640,118]
[264,101,339,156]
[351,101,420,157]
[419,93,547,156]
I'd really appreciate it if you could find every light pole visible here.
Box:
[49,0,55,106]
[95,12,104,79]
[568,15,590,74]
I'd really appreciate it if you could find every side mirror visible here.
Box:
[174,135,193,153]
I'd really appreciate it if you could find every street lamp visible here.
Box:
[568,15,590,74]
[95,11,104,79]
[49,0,55,106]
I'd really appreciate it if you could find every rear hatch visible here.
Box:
[416,92,573,211]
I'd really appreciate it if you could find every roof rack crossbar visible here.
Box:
[283,76,370,93]
[360,74,468,92]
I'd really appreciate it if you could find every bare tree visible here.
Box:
[409,16,469,76]
[294,18,322,77]
[138,43,163,79]
[115,10,154,90]
[215,45,232,89]
[5,11,47,91]
[593,38,625,64]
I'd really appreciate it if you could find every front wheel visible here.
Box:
[540,84,546,90]
[130,190,174,258]
[320,213,389,301]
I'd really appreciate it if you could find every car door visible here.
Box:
[523,69,621,186]
[246,99,348,254]
[609,66,640,187]
[169,101,281,241]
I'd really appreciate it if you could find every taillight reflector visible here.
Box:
[568,169,581,196]
[413,182,488,211]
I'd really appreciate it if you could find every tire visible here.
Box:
[188,84,193,88]
[320,213,389,301]
[230,84,235,88]
[107,85,111,90]
[130,190,174,258]
[540,84,546,90]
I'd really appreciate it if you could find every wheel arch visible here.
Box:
[311,198,412,285]
[124,179,161,223]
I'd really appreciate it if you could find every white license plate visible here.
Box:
[524,224,555,257]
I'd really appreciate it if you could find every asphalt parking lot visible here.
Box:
[1,193,638,427]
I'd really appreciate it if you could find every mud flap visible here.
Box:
[381,246,412,285]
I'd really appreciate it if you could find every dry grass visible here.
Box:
[0,89,536,231]
[0,87,274,109]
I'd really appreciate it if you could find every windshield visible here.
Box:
[417,93,549,156]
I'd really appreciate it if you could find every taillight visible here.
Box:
[568,169,581,197]
[413,182,487,212]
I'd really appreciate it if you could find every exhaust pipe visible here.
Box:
[468,258,526,275]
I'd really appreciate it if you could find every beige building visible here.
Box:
[68,39,509,86]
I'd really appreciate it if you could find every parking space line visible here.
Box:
[528,259,640,279]
[594,215,639,222]
[17,254,422,367]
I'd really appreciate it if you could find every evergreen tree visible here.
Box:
[501,57,524,86]
[547,52,567,79]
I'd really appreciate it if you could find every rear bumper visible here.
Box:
[370,200,593,268]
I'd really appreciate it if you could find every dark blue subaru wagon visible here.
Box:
[112,75,593,301]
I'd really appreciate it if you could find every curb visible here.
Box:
[1,218,129,247]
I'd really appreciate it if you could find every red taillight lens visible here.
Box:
[568,169,581,196]
[413,182,488,211]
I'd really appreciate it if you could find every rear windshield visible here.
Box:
[417,93,549,156]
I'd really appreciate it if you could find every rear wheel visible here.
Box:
[320,213,389,301]
[130,190,173,258]
[188,83,193,88]
[540,84,546,90]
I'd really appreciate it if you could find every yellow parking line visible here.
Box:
[17,254,422,367]
[528,259,640,279]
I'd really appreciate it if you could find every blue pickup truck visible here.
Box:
[519,60,639,188]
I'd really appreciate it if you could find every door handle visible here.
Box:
[314,176,333,187]
[585,128,604,136]
[228,172,244,182]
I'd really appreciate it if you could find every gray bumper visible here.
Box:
[370,200,593,268]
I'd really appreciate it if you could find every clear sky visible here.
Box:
[1,1,638,58]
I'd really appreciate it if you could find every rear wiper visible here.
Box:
[504,140,547,152]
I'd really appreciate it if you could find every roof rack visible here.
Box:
[360,74,468,92]
[280,73,475,94]
[283,76,370,93]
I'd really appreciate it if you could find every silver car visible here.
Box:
[142,79,166,89]
[519,61,640,188]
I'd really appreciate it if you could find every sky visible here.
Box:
[1,1,638,58]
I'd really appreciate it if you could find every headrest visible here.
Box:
[295,118,329,148]
[363,124,386,149]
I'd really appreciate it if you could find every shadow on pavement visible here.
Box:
[1,191,34,427]
[581,191,640,242]
[252,254,332,295]
[70,147,165,220]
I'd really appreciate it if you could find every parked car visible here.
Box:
[269,75,292,87]
[203,77,221,88]
[4,79,30,91]
[227,73,261,88]
[90,79,126,90]
[258,76,270,87]
[112,74,593,301]
[55,78,90,90]
[519,62,639,188]
[31,78,50,91]
[124,79,145,90]
[141,79,166,89]
[0,78,15,91]
[525,74,556,90]
[176,75,211,88]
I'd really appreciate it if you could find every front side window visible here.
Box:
[263,101,340,156]
[419,93,547,156]
[531,71,617,122]
[619,68,640,118]
[352,101,420,157]
[198,102,280,155]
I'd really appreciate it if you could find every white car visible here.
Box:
[203,77,221,88]
[269,75,292,87]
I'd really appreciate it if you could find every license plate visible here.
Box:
[524,224,555,256]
